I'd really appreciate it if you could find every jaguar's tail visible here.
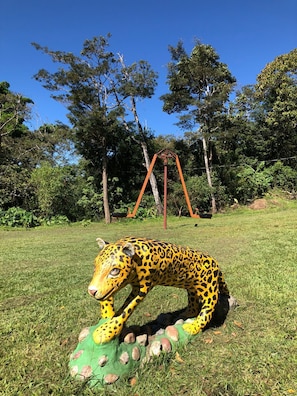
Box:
[218,270,230,297]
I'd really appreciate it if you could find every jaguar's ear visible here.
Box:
[96,238,109,250]
[122,242,135,258]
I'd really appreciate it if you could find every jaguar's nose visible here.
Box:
[88,286,97,297]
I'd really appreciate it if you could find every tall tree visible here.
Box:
[216,85,270,163]
[255,48,297,162]
[35,123,75,165]
[161,41,236,213]
[32,35,127,223]
[32,35,160,222]
[116,55,163,214]
[0,82,34,209]
[0,81,33,152]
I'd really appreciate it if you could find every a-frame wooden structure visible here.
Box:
[127,149,200,228]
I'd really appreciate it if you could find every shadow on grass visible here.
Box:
[119,293,232,342]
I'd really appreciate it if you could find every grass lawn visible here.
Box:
[1,203,296,395]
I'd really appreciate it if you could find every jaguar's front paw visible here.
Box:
[92,317,124,344]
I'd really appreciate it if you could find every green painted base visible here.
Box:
[69,317,194,388]
[69,295,235,388]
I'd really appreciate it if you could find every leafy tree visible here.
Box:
[35,123,75,165]
[32,36,123,223]
[0,164,34,210]
[0,83,36,210]
[222,86,270,159]
[31,161,92,220]
[32,35,160,222]
[116,55,163,214]
[211,85,268,199]
[31,162,68,218]
[0,81,33,151]
[77,175,102,220]
[235,161,273,203]
[0,82,75,212]
[233,160,297,203]
[168,174,212,215]
[161,41,236,213]
[264,161,297,192]
[255,48,297,161]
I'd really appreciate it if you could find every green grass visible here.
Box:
[1,205,297,396]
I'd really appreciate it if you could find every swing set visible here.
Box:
[125,149,211,229]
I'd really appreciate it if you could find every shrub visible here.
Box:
[168,174,228,214]
[40,215,70,226]
[268,161,297,191]
[77,176,103,220]
[235,161,297,204]
[0,207,40,228]
[235,161,272,203]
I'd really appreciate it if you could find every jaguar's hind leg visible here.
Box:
[182,291,218,335]
[179,289,201,319]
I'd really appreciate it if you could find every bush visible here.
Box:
[0,207,40,228]
[39,215,70,226]
[125,195,158,220]
[235,161,272,203]
[268,161,297,191]
[77,176,103,220]
[235,161,297,204]
[168,174,225,214]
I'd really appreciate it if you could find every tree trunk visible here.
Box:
[130,97,163,215]
[101,142,111,224]
[202,135,217,214]
[140,140,163,215]
[117,55,163,215]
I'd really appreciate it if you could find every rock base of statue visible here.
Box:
[69,294,237,388]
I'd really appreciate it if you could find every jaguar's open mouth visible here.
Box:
[94,287,115,301]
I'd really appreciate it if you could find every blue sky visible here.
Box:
[1,0,296,136]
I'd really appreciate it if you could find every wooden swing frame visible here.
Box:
[127,149,200,228]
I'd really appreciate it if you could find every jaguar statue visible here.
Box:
[88,237,230,344]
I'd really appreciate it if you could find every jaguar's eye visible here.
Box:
[109,268,120,277]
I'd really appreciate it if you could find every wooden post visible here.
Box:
[127,154,158,218]
[175,155,199,218]
[163,156,168,229]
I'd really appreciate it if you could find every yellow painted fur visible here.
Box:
[88,237,229,344]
